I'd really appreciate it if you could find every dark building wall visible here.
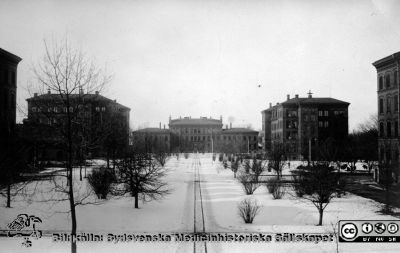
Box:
[373,52,400,168]
[0,49,22,154]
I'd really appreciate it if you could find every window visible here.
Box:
[32,106,37,112]
[54,107,58,113]
[379,98,384,114]
[319,121,323,127]
[387,96,392,113]
[101,107,106,112]
[318,111,323,117]
[311,115,316,121]
[95,107,100,112]
[379,76,383,90]
[324,121,329,128]
[324,110,328,116]
[305,115,309,121]
[395,121,399,137]
[386,74,391,88]
[379,122,384,137]
[387,121,392,137]
[395,95,399,112]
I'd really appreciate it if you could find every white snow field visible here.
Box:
[0,153,399,253]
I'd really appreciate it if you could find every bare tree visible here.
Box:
[112,152,169,208]
[267,143,286,179]
[153,142,170,167]
[237,172,259,195]
[295,163,339,225]
[231,158,239,178]
[237,198,262,224]
[31,37,110,253]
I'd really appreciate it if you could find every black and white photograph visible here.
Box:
[1,0,400,252]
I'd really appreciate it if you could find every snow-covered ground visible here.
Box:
[0,154,398,253]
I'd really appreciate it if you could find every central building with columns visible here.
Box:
[132,116,259,153]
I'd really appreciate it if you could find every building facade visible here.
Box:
[0,48,22,154]
[373,52,400,168]
[262,93,349,160]
[23,91,130,160]
[132,116,259,153]
[132,127,171,153]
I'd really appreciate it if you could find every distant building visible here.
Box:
[262,92,349,160]
[167,116,258,153]
[132,127,171,153]
[23,91,130,160]
[0,48,22,154]
[373,52,400,178]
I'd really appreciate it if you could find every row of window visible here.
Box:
[318,121,329,128]
[379,121,399,138]
[31,106,107,113]
[378,70,398,90]
[378,94,399,114]
[174,128,216,134]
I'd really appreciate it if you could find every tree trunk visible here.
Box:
[6,184,11,208]
[134,192,139,208]
[318,208,323,226]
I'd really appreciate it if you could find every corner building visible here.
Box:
[262,93,349,160]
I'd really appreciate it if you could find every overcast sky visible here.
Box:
[2,0,400,131]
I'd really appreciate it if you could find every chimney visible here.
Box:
[34,93,38,97]
[114,99,117,103]
[95,91,99,95]
[47,88,51,94]
[287,94,290,100]
[159,122,161,129]
[79,87,83,95]
[269,102,272,108]
[163,124,165,129]
[226,124,228,129]
[307,90,313,98]
[295,94,299,98]
[230,122,232,129]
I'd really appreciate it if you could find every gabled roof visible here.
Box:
[222,128,258,134]
[27,93,130,110]
[0,48,22,64]
[169,117,222,126]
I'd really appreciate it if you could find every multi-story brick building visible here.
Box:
[261,92,349,160]
[373,52,400,169]
[23,90,130,160]
[0,48,22,154]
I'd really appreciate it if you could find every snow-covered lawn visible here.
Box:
[0,154,398,253]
